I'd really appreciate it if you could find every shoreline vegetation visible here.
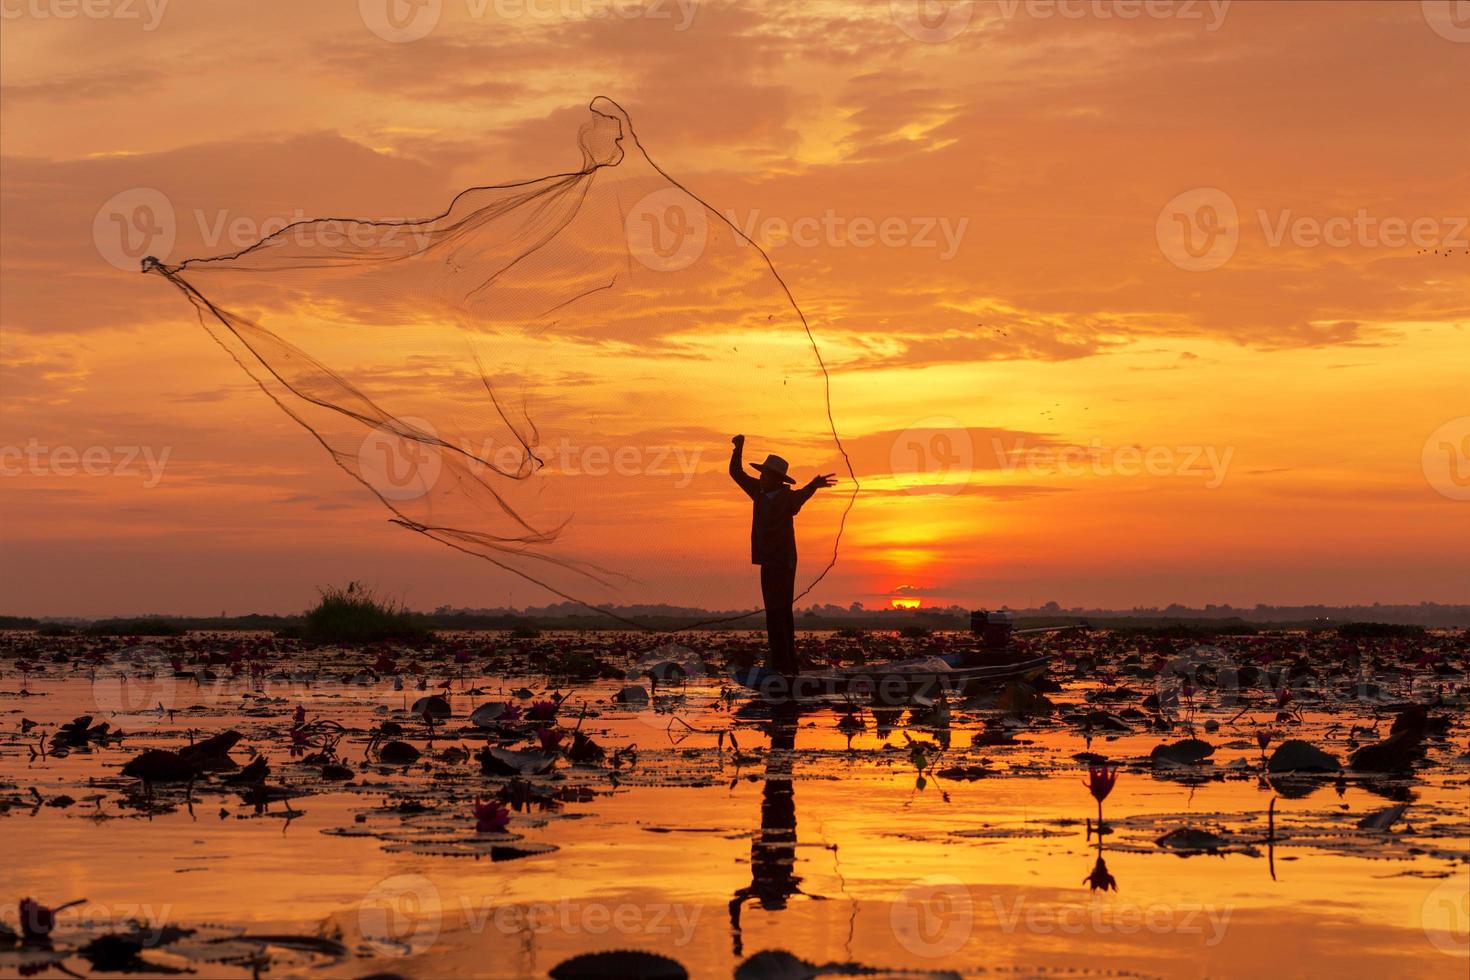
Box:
[0,598,1464,639]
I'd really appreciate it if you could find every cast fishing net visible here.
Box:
[145,98,855,627]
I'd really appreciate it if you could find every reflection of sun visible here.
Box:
[890,597,921,610]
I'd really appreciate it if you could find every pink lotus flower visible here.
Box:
[1084,764,1119,829]
[288,727,309,758]
[473,798,510,833]
[500,702,523,722]
[534,727,564,751]
[293,704,307,727]
[1084,765,1118,804]
[1257,729,1274,752]
[527,699,558,721]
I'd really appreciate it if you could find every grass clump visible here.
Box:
[297,582,431,645]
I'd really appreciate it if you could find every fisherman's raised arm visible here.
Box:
[729,434,759,497]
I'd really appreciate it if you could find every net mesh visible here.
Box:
[145,98,856,628]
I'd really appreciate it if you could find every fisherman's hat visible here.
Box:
[750,454,796,485]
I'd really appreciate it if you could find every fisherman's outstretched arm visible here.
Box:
[790,473,837,513]
[729,434,759,497]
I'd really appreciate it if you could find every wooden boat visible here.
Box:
[730,649,1051,704]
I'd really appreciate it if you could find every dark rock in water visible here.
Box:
[615,684,650,705]
[1079,709,1131,732]
[1350,730,1424,772]
[223,756,269,785]
[1155,826,1229,852]
[549,950,688,979]
[78,934,152,974]
[735,950,815,980]
[1267,739,1340,773]
[478,746,558,776]
[1389,704,1434,737]
[997,681,1052,716]
[645,661,687,686]
[122,749,197,784]
[1150,738,1215,765]
[377,741,421,766]
[1350,704,1444,772]
[410,695,451,721]
[178,731,243,771]
[321,763,355,781]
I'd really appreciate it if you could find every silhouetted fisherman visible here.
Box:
[728,435,835,676]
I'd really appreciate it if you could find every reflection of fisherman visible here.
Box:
[728,434,836,675]
[729,701,808,954]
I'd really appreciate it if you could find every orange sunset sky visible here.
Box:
[1,0,1467,617]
